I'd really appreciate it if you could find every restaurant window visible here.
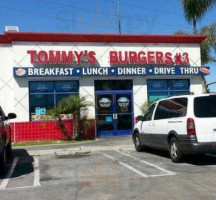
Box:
[95,80,133,91]
[147,79,190,101]
[29,81,79,121]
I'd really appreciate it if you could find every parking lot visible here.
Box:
[1,141,216,200]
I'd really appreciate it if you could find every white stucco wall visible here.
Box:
[0,41,203,122]
[0,44,14,116]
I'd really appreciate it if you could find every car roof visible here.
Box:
[156,93,216,102]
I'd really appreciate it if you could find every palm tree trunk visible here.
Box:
[193,17,197,34]
[73,112,81,140]
[58,117,73,140]
[201,76,209,94]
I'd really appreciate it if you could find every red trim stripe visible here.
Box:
[0,32,207,44]
[0,34,10,43]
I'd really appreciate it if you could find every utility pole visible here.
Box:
[117,0,121,34]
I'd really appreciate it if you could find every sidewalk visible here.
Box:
[13,136,134,156]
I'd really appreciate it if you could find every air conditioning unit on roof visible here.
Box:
[5,26,19,32]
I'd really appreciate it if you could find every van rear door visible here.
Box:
[194,95,216,142]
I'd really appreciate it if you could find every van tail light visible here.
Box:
[187,118,196,136]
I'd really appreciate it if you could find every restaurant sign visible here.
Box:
[14,66,210,77]
[27,50,190,65]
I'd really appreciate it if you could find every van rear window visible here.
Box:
[194,96,216,118]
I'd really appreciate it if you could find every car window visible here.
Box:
[143,103,156,121]
[154,100,170,120]
[169,98,188,118]
[154,98,188,120]
[194,95,216,118]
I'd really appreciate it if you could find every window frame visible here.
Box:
[147,79,190,101]
[29,80,79,121]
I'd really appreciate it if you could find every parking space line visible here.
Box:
[149,174,175,177]
[0,157,19,189]
[118,151,176,175]
[102,153,148,178]
[0,185,40,191]
[33,156,40,187]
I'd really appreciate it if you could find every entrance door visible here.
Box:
[95,91,133,137]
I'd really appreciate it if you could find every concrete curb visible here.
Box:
[13,139,99,149]
[27,145,134,156]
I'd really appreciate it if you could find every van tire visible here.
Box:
[169,137,183,163]
[133,133,144,152]
[0,149,6,174]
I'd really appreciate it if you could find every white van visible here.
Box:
[133,94,216,162]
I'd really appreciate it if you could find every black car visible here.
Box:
[0,106,16,174]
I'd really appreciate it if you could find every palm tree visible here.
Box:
[180,0,216,34]
[175,22,216,92]
[199,22,216,64]
[47,95,93,140]
[175,22,216,65]
[179,0,216,92]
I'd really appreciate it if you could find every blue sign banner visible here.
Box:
[14,66,210,77]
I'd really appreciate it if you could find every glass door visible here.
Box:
[96,91,133,137]
[96,93,115,137]
[116,92,133,135]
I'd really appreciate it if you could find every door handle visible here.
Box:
[148,122,154,126]
[113,113,118,120]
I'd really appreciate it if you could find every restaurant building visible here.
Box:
[0,30,210,141]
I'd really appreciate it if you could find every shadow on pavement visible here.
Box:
[142,148,216,166]
[0,149,34,180]
[142,147,170,159]
[184,154,216,166]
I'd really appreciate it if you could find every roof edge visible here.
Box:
[0,34,11,43]
[0,31,207,44]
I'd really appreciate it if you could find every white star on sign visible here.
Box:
[77,70,80,73]
[111,69,115,72]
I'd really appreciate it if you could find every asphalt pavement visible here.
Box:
[1,136,216,200]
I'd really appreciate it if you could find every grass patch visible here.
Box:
[13,139,92,147]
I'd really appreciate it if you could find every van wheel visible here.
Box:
[6,142,12,159]
[133,133,144,152]
[169,137,183,163]
[0,149,6,174]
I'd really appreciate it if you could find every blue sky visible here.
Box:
[0,0,215,91]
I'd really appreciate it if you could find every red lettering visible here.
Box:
[74,51,83,65]
[62,51,73,64]
[156,51,164,64]
[182,52,189,65]
[119,51,128,64]
[147,51,155,64]
[27,50,37,64]
[49,51,61,64]
[38,51,48,65]
[164,52,173,65]
[129,51,138,64]
[87,51,96,65]
[110,51,118,65]
[137,51,146,64]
